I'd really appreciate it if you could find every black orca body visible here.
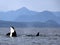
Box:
[6,31,17,37]
[26,34,35,37]
[6,26,17,37]
[12,31,17,37]
[26,32,39,37]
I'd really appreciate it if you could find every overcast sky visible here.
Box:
[0,0,60,12]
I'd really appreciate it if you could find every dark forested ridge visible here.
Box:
[0,20,60,27]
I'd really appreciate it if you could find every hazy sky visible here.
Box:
[0,0,60,12]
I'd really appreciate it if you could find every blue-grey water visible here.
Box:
[0,27,60,45]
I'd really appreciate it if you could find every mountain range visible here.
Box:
[0,7,60,23]
[0,7,60,27]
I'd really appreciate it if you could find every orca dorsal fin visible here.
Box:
[36,32,39,36]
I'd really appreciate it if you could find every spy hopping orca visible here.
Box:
[6,26,17,37]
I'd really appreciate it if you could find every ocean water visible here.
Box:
[0,27,60,45]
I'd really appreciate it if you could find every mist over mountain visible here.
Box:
[0,7,60,26]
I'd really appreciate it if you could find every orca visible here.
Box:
[6,26,17,37]
[26,32,39,37]
[36,32,39,36]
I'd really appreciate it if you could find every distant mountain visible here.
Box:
[15,10,60,24]
[0,20,60,27]
[0,7,60,24]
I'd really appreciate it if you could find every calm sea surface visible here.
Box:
[0,27,60,45]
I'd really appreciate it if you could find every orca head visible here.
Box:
[10,26,15,33]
